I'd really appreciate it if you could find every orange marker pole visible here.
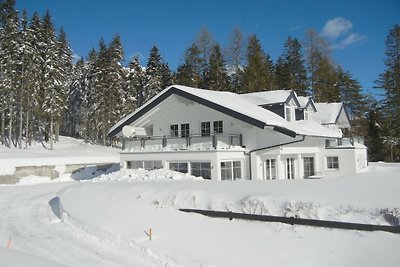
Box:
[7,239,12,249]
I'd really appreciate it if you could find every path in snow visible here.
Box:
[0,182,160,267]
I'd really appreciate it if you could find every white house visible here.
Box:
[108,85,368,180]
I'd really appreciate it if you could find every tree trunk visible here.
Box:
[50,112,54,150]
[8,104,13,148]
[55,122,59,142]
[19,106,23,149]
[25,108,29,149]
[1,110,4,145]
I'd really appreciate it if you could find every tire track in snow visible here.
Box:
[0,183,160,267]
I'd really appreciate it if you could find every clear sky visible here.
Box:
[16,0,399,98]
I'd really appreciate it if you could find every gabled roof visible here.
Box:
[297,96,317,112]
[240,90,301,107]
[314,103,351,128]
[108,85,342,139]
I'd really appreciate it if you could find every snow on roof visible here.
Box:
[240,90,294,105]
[297,96,310,107]
[108,85,341,138]
[314,103,344,124]
[293,120,341,138]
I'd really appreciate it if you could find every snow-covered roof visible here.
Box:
[297,96,317,111]
[108,85,341,138]
[314,103,350,128]
[240,90,300,107]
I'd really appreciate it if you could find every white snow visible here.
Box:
[0,136,120,174]
[1,137,399,266]
[240,89,293,105]
[314,102,344,124]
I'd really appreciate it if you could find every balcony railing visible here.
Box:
[123,133,243,152]
[325,136,365,148]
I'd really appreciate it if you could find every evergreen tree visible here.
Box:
[275,37,308,95]
[304,29,338,102]
[174,43,202,87]
[375,24,400,161]
[226,27,244,93]
[195,27,214,86]
[125,56,143,110]
[0,0,19,147]
[242,34,274,93]
[204,44,229,91]
[144,45,163,101]
[41,11,65,149]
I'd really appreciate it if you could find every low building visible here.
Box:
[108,85,367,180]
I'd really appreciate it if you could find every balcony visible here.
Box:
[325,136,365,148]
[122,134,243,152]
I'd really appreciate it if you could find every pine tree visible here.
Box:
[242,35,274,93]
[144,46,163,101]
[275,37,308,95]
[0,0,19,147]
[195,27,214,87]
[375,24,400,161]
[204,44,229,91]
[304,29,338,102]
[174,43,202,87]
[226,27,244,93]
[125,56,143,111]
[41,11,65,149]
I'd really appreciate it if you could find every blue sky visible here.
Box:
[16,0,399,98]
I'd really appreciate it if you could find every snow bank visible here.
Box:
[92,168,201,182]
[57,166,400,266]
[0,247,66,267]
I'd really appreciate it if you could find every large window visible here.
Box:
[201,121,211,136]
[170,124,179,137]
[286,158,295,179]
[303,157,315,178]
[221,160,242,180]
[213,120,223,134]
[127,161,162,170]
[327,156,339,169]
[191,162,211,179]
[265,159,276,180]
[169,162,188,174]
[181,123,190,137]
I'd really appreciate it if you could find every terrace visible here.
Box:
[122,133,243,152]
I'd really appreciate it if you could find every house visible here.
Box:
[108,85,367,180]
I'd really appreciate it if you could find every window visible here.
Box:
[201,121,211,136]
[265,159,276,180]
[181,123,190,137]
[191,162,211,179]
[127,161,162,170]
[213,120,223,134]
[327,156,339,169]
[221,160,242,180]
[170,124,178,137]
[221,161,232,180]
[286,158,295,179]
[169,162,188,174]
[286,106,292,122]
[303,157,315,178]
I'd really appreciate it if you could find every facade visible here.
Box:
[108,85,368,180]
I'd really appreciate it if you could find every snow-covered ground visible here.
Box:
[0,138,399,266]
[0,136,120,175]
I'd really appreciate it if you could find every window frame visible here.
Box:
[286,158,295,179]
[220,160,242,180]
[265,159,276,180]
[170,124,179,137]
[303,157,315,178]
[181,123,190,138]
[327,156,339,169]
[213,120,223,134]
[201,121,211,136]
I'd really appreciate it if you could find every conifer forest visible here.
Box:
[0,0,399,161]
